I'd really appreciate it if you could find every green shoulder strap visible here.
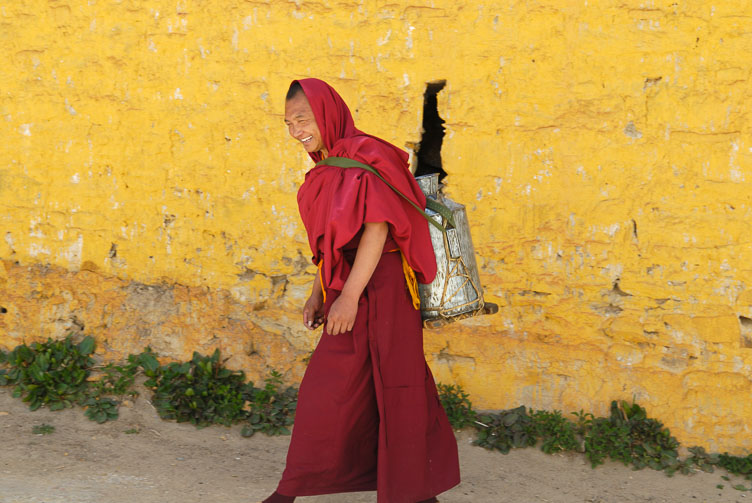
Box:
[315,156,455,232]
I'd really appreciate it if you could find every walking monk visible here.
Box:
[261,78,460,503]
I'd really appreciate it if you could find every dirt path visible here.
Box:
[0,387,748,503]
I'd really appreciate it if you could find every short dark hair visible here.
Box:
[286,81,304,101]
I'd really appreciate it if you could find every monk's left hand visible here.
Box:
[326,295,358,335]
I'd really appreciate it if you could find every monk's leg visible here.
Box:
[366,253,461,503]
[274,291,379,497]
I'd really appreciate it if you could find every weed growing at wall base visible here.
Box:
[4,334,752,487]
[2,336,95,411]
[0,334,297,435]
[437,383,476,429]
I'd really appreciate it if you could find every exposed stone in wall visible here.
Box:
[0,259,314,385]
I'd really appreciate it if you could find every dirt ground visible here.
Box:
[1,386,750,503]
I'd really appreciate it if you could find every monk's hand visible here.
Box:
[303,293,325,330]
[326,294,358,335]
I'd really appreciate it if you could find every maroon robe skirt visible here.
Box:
[276,250,461,502]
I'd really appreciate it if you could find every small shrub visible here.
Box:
[584,414,632,467]
[582,400,680,472]
[474,406,537,454]
[3,336,95,411]
[716,453,752,480]
[82,396,119,423]
[529,409,580,454]
[145,349,248,427]
[684,446,718,475]
[32,423,55,435]
[437,383,476,429]
[90,361,140,399]
[241,370,297,437]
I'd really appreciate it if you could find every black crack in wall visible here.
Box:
[415,80,448,182]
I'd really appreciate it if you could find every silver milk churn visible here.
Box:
[415,173,495,327]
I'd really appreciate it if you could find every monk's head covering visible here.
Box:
[293,78,437,288]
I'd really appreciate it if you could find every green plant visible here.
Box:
[32,423,55,435]
[80,353,144,423]
[573,409,595,434]
[241,370,298,437]
[31,423,55,435]
[582,400,680,472]
[437,383,476,429]
[82,396,120,423]
[12,334,752,487]
[90,361,140,399]
[583,413,632,467]
[474,406,537,454]
[3,335,95,411]
[1,341,298,437]
[529,409,580,454]
[145,349,248,427]
[716,453,752,480]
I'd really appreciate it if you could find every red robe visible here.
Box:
[277,78,460,503]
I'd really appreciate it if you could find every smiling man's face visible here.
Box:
[284,92,324,155]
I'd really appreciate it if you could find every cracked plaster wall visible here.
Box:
[1,1,752,452]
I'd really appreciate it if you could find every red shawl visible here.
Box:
[295,78,437,292]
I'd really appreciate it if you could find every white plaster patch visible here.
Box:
[65,98,77,115]
[29,218,44,238]
[590,223,621,238]
[729,140,744,181]
[71,173,80,184]
[19,124,32,136]
[601,263,624,280]
[29,243,51,257]
[377,30,391,46]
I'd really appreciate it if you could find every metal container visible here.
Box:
[416,174,485,322]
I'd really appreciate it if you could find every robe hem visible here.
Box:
[277,481,377,497]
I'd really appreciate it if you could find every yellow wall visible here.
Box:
[1,0,752,452]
